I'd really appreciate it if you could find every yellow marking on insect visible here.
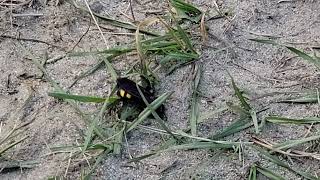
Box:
[119,89,126,97]
[126,93,132,99]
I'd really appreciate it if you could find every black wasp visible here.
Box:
[116,77,165,119]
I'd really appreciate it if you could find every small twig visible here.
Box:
[129,0,135,21]
[0,34,61,48]
[69,18,91,52]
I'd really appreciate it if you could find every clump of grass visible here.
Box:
[23,0,209,177]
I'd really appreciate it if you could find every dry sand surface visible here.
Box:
[1,0,320,179]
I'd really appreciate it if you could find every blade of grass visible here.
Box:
[272,134,320,151]
[0,158,38,173]
[48,92,118,103]
[170,0,202,22]
[135,85,177,140]
[228,73,251,111]
[266,116,320,124]
[82,97,114,152]
[190,64,201,136]
[248,38,279,46]
[256,165,286,180]
[0,136,28,155]
[135,18,159,75]
[200,13,208,43]
[248,164,257,180]
[198,106,228,123]
[250,38,320,69]
[126,92,173,132]
[250,110,259,134]
[286,46,320,69]
[253,146,318,180]
[130,141,234,162]
[210,116,252,140]
[279,92,319,103]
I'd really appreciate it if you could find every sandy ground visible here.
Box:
[1,0,320,179]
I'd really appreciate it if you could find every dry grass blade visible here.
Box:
[139,125,251,145]
[200,13,208,43]
[0,136,28,156]
[251,136,320,160]
[198,106,228,123]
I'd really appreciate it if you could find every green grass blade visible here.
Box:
[0,157,38,173]
[175,22,197,53]
[272,134,320,150]
[228,73,251,111]
[190,64,201,136]
[165,141,234,151]
[280,92,319,103]
[103,56,118,81]
[135,85,177,139]
[250,38,320,69]
[198,106,228,123]
[248,38,279,45]
[256,165,286,180]
[69,60,105,88]
[286,46,320,69]
[126,92,173,132]
[248,165,257,180]
[82,97,114,152]
[170,0,202,22]
[210,116,252,140]
[48,92,118,103]
[130,141,234,162]
[266,116,320,124]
